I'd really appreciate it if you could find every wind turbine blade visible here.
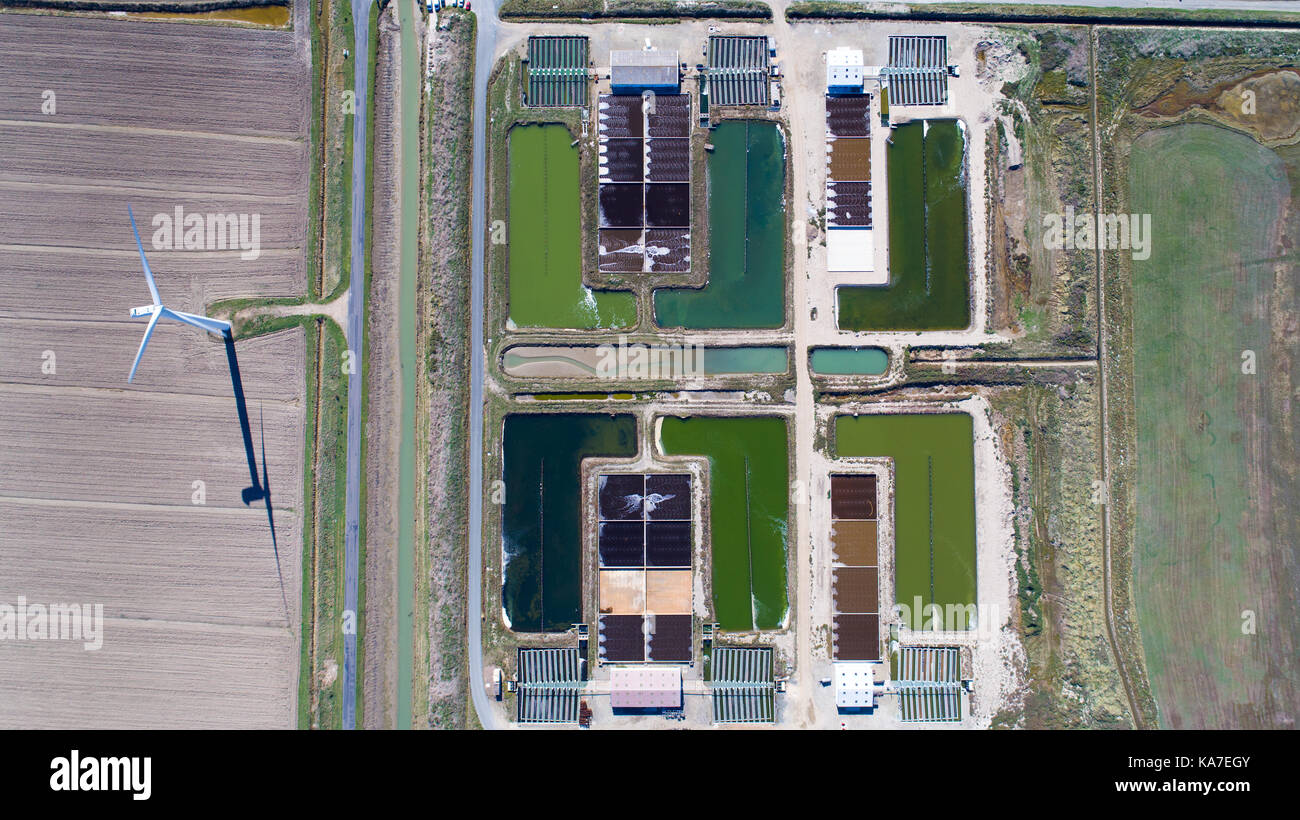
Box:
[128,205,161,305]
[161,307,232,337]
[127,308,162,383]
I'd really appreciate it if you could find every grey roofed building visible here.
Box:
[881,35,949,106]
[610,49,680,93]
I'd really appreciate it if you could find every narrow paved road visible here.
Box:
[342,0,374,731]
[466,0,503,731]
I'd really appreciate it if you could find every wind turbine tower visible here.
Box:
[125,205,233,382]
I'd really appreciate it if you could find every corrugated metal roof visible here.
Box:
[612,66,679,89]
[611,49,678,67]
[611,50,679,90]
[610,666,681,708]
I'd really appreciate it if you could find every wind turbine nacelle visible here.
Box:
[130,304,160,318]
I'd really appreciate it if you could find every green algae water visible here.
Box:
[700,346,787,375]
[838,120,969,331]
[509,125,635,329]
[659,416,789,630]
[654,121,786,329]
[835,413,976,629]
[810,347,888,376]
[501,414,637,631]
[502,345,787,377]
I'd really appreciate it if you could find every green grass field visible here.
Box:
[507,124,635,329]
[1129,123,1300,729]
[835,413,977,630]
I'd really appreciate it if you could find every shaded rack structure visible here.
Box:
[516,647,584,724]
[895,646,963,723]
[881,35,949,106]
[710,646,776,723]
[706,35,771,107]
[525,35,589,108]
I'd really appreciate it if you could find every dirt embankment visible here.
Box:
[361,0,402,730]
[419,10,475,730]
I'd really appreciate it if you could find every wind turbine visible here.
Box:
[126,204,232,382]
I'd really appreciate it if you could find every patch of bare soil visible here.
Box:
[1138,68,1300,144]
[987,123,1030,336]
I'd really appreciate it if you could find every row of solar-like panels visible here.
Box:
[516,647,583,724]
[888,35,947,69]
[885,70,949,107]
[898,646,961,683]
[525,36,588,108]
[895,647,962,722]
[706,36,770,106]
[897,685,963,722]
[706,72,770,107]
[707,35,769,69]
